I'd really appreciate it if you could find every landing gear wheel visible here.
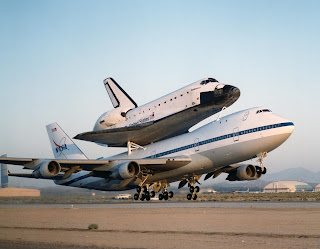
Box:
[159,194,163,200]
[195,186,200,193]
[262,167,267,174]
[140,194,145,201]
[146,195,151,201]
[163,191,168,200]
[134,194,139,200]
[145,191,150,198]
[142,186,147,193]
[137,186,141,193]
[193,194,197,200]
[187,193,192,200]
[168,191,174,198]
[150,191,155,198]
[190,186,194,193]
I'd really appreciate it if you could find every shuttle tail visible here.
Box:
[104,78,137,109]
[46,123,88,160]
[1,154,9,188]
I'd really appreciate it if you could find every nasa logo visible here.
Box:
[52,138,68,154]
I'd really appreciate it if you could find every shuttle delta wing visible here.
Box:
[74,103,226,147]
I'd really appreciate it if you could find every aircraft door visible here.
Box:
[233,127,239,142]
[243,111,249,121]
[151,150,157,158]
[194,138,200,152]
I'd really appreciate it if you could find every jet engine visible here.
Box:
[109,161,140,180]
[32,161,61,178]
[226,164,262,181]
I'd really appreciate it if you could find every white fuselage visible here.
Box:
[94,78,235,130]
[56,107,294,190]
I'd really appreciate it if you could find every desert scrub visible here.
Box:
[88,224,99,230]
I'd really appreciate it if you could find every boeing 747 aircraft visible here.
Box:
[74,77,240,147]
[0,107,294,201]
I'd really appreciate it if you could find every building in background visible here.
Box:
[314,184,320,192]
[263,181,313,193]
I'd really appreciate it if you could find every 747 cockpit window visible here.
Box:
[256,109,272,114]
[200,78,219,85]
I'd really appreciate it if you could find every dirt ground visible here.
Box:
[0,207,320,248]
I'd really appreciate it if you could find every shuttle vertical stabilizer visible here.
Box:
[104,78,137,109]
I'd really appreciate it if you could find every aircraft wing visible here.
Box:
[0,156,191,173]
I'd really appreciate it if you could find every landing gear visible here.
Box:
[135,184,171,201]
[185,176,201,201]
[157,190,174,201]
[257,152,268,175]
[187,185,199,200]
[136,186,150,201]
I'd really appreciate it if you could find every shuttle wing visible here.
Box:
[75,103,223,147]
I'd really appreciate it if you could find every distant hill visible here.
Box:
[262,167,320,183]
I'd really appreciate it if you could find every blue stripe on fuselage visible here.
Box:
[145,122,294,159]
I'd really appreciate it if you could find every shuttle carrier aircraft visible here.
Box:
[1,106,294,201]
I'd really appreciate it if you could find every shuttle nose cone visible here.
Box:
[231,86,241,99]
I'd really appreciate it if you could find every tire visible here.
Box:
[145,191,150,198]
[190,186,194,193]
[150,191,155,198]
[187,193,192,200]
[142,186,147,193]
[164,194,168,200]
[140,194,145,201]
[193,194,197,200]
[137,186,141,193]
[146,195,151,201]
[134,194,139,200]
[168,191,174,198]
[195,186,200,193]
[159,194,163,200]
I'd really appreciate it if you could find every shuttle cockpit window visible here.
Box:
[200,78,219,85]
[256,109,272,114]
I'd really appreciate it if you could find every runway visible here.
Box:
[1,202,320,248]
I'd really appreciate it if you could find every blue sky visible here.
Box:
[0,0,319,180]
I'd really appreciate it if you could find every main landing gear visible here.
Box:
[158,190,174,201]
[187,185,200,200]
[134,186,155,201]
[133,184,174,201]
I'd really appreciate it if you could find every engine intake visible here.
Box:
[226,164,262,181]
[32,161,61,179]
[109,161,140,180]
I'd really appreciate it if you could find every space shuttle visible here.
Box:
[74,77,240,147]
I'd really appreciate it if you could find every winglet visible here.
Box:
[1,154,9,188]
[104,78,137,109]
[46,123,88,160]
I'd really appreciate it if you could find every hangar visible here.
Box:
[263,181,313,193]
[315,184,320,192]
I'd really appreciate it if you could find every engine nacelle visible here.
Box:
[109,161,140,180]
[226,164,262,181]
[32,161,61,179]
